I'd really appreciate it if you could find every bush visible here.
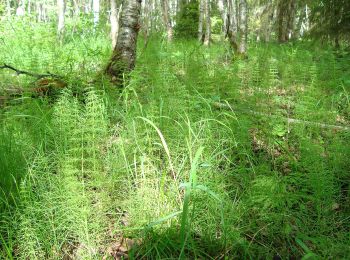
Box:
[174,1,199,39]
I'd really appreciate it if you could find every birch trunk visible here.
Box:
[93,0,100,29]
[57,0,66,42]
[237,0,247,55]
[224,0,248,57]
[142,0,150,46]
[204,0,211,46]
[161,0,173,42]
[106,0,142,84]
[110,0,122,48]
[227,0,238,51]
[6,0,11,16]
[217,0,227,37]
[198,0,205,42]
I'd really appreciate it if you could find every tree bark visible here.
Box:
[198,0,205,43]
[277,0,296,42]
[110,0,122,48]
[93,0,100,29]
[6,0,11,16]
[161,0,173,42]
[106,0,142,84]
[204,0,211,46]
[142,0,150,46]
[227,0,238,51]
[237,0,247,55]
[57,0,66,42]
[217,0,228,37]
[224,0,248,57]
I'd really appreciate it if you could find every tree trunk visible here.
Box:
[16,0,25,16]
[224,0,248,57]
[217,0,228,37]
[227,0,238,51]
[106,0,142,84]
[161,0,173,42]
[110,0,122,48]
[277,0,296,42]
[6,0,11,16]
[93,0,100,29]
[204,0,211,46]
[142,0,150,46]
[57,0,66,42]
[237,0,247,55]
[28,0,32,14]
[198,0,205,43]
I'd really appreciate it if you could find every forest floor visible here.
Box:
[0,21,350,259]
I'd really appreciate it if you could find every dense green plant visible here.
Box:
[0,17,349,259]
[174,1,199,39]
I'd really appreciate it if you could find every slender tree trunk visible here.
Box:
[161,0,173,42]
[93,0,100,29]
[237,0,247,55]
[72,0,80,16]
[16,0,25,16]
[142,0,150,46]
[6,0,11,16]
[217,0,228,37]
[198,0,205,43]
[57,0,66,42]
[204,0,211,46]
[277,0,295,42]
[225,0,248,57]
[28,0,31,15]
[286,0,296,40]
[106,0,142,84]
[110,0,122,48]
[227,0,238,51]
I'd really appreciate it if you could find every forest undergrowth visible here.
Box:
[0,20,350,259]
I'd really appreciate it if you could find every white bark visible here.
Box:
[16,1,25,16]
[93,0,100,29]
[106,0,142,83]
[238,0,247,55]
[217,0,227,36]
[204,0,211,46]
[57,0,66,41]
[6,0,11,16]
[198,0,205,42]
[161,0,173,42]
[110,0,122,48]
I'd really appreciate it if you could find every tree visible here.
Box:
[237,0,247,54]
[203,0,211,45]
[217,0,228,37]
[198,0,204,42]
[277,0,296,42]
[161,0,173,42]
[93,0,100,29]
[57,0,66,42]
[110,0,122,48]
[310,0,350,46]
[106,0,142,84]
[221,0,248,57]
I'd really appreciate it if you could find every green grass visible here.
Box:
[0,18,349,259]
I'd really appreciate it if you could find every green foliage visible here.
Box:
[310,0,350,41]
[0,17,350,260]
[174,1,199,39]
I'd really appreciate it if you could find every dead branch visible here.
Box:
[0,63,62,79]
